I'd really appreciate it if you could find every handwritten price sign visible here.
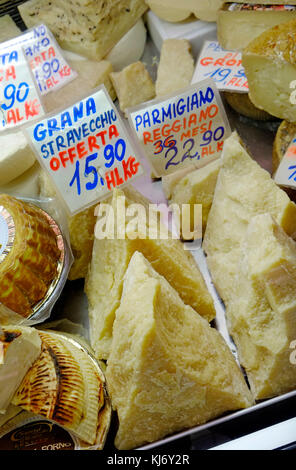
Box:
[274,136,296,189]
[25,86,143,214]
[127,80,231,177]
[0,47,44,131]
[192,41,248,93]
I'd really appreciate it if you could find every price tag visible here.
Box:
[192,41,248,93]
[1,24,77,96]
[25,85,144,215]
[127,80,231,177]
[274,136,296,189]
[0,46,44,131]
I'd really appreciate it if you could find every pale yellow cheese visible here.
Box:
[217,5,296,51]
[85,187,216,360]
[155,39,194,98]
[0,15,21,42]
[19,0,148,61]
[224,92,272,121]
[106,251,253,450]
[0,326,41,414]
[203,132,296,306]
[43,59,116,113]
[165,159,220,237]
[146,0,223,22]
[242,19,296,122]
[110,62,155,115]
[227,213,296,400]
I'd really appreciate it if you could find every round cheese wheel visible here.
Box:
[224,92,272,121]
[146,0,192,22]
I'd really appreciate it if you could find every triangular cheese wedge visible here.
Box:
[85,187,216,360]
[228,213,296,400]
[203,132,296,306]
[242,19,296,122]
[0,326,41,414]
[106,252,253,450]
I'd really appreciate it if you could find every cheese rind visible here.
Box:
[0,326,41,414]
[203,133,296,306]
[242,19,296,122]
[224,92,272,121]
[110,62,155,115]
[85,187,216,360]
[0,132,36,186]
[228,213,296,400]
[106,251,253,450]
[217,6,296,51]
[155,39,194,98]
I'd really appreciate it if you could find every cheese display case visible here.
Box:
[0,0,295,452]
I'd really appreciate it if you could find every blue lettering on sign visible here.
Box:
[0,50,18,65]
[288,165,296,181]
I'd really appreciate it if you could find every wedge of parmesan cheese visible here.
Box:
[110,62,155,115]
[85,187,216,360]
[228,213,296,400]
[155,39,194,98]
[18,0,148,61]
[242,19,296,122]
[0,326,41,414]
[106,251,253,450]
[203,132,296,306]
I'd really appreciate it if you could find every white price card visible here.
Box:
[192,41,249,93]
[127,80,231,177]
[274,136,296,189]
[0,46,44,131]
[25,85,144,215]
[1,24,77,96]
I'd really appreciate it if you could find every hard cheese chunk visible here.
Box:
[19,0,148,61]
[85,187,215,360]
[0,132,36,186]
[0,326,41,414]
[203,133,296,306]
[217,4,296,51]
[228,214,296,400]
[155,39,194,98]
[38,171,97,281]
[43,59,116,113]
[146,0,223,22]
[106,252,253,450]
[0,15,21,42]
[242,19,296,122]
[110,62,155,115]
[163,159,220,237]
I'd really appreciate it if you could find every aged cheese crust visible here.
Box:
[106,252,253,450]
[155,39,194,98]
[228,214,296,400]
[85,188,216,360]
[242,19,296,121]
[203,133,296,306]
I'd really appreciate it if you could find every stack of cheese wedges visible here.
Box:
[18,0,148,61]
[106,251,253,450]
[203,132,296,400]
[85,186,216,361]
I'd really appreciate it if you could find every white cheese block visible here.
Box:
[0,162,41,199]
[110,62,155,115]
[0,326,41,414]
[228,213,296,400]
[0,132,36,186]
[203,132,296,306]
[106,18,147,71]
[242,19,296,122]
[0,15,21,42]
[106,251,253,450]
[217,4,296,51]
[155,39,194,97]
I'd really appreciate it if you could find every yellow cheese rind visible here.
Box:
[155,39,194,98]
[203,133,296,306]
[242,20,296,121]
[106,252,253,450]
[110,62,155,115]
[85,187,216,360]
[228,214,296,400]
